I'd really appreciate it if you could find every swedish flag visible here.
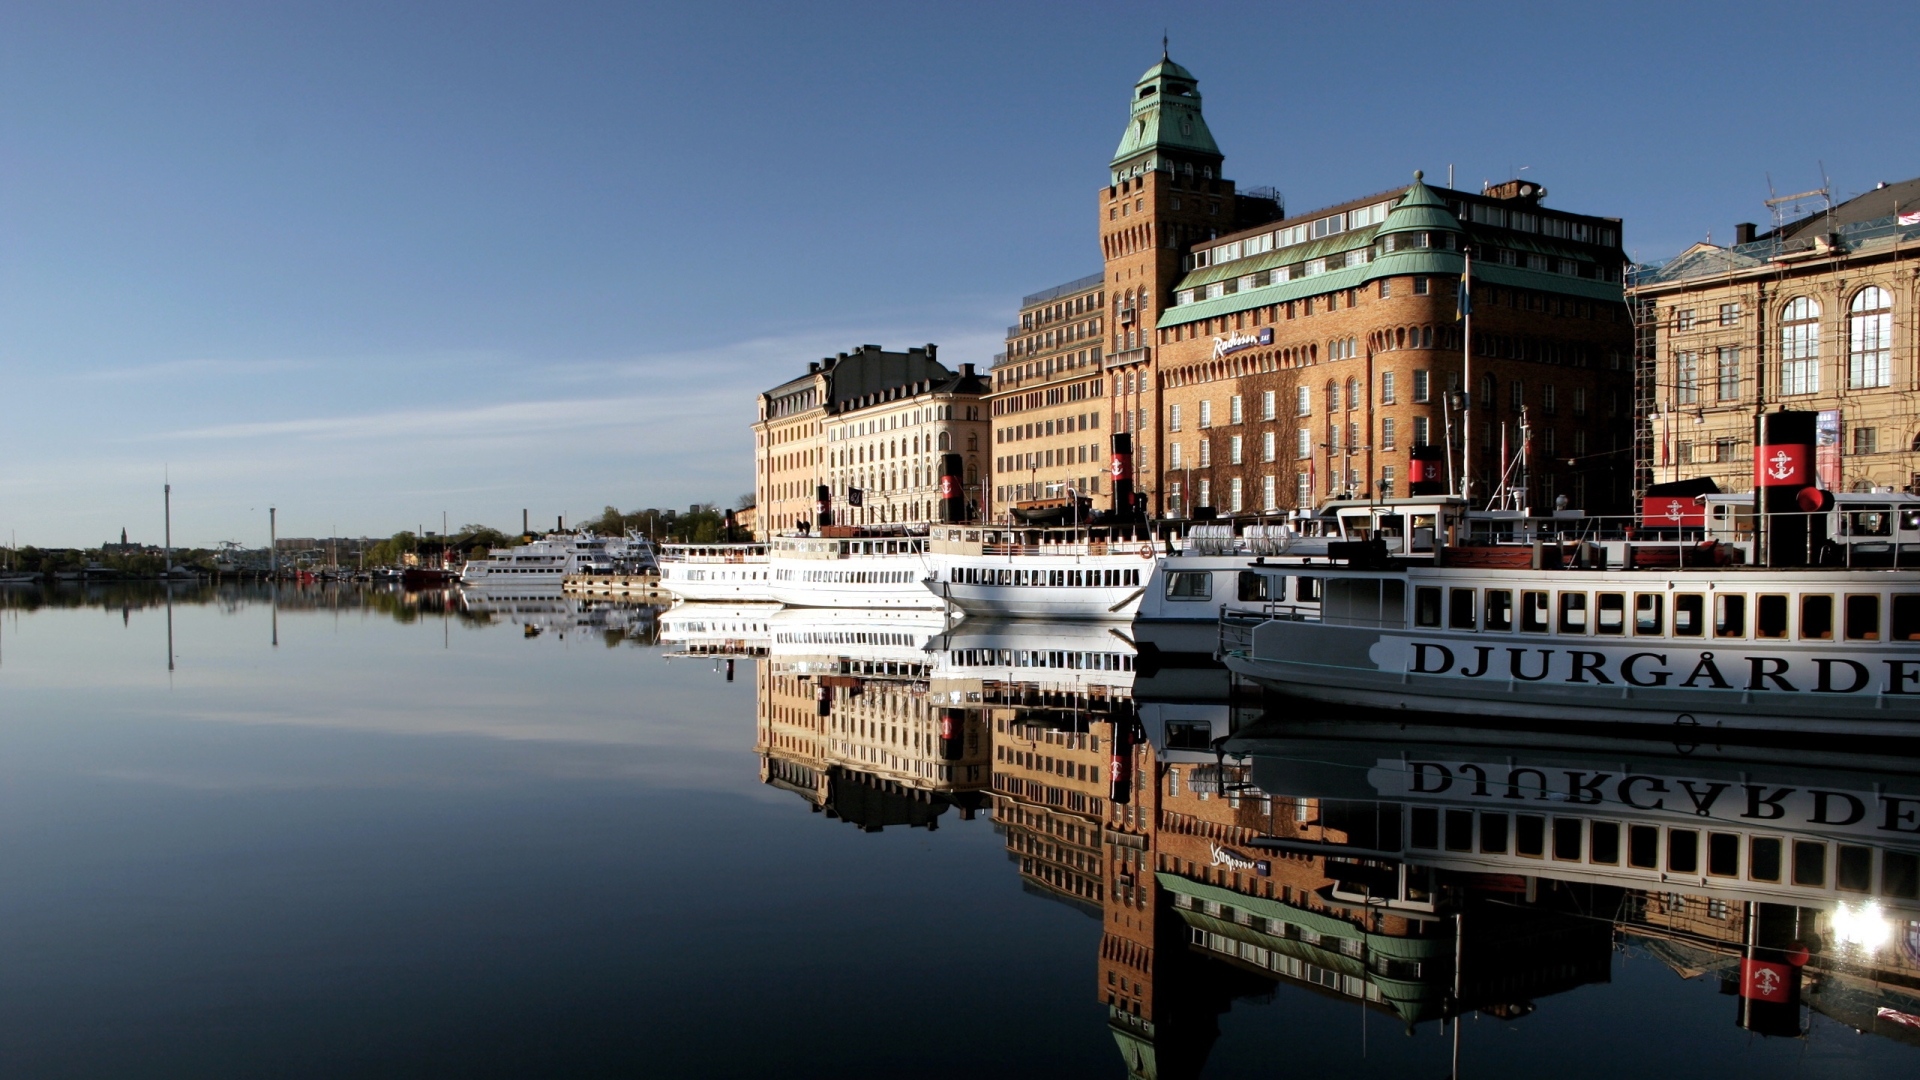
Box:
[1456,269,1472,322]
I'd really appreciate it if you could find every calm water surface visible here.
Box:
[1,584,1916,1078]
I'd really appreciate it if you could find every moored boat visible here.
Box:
[657,542,773,602]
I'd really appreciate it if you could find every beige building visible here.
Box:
[752,344,990,538]
[989,273,1109,513]
[1629,177,1920,496]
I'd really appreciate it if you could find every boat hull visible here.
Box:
[1223,620,1920,738]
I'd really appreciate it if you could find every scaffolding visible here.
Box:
[1628,289,1659,502]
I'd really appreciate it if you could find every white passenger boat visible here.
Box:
[1220,494,1920,738]
[460,531,656,586]
[767,531,941,610]
[658,601,778,656]
[657,542,773,602]
[925,524,1156,620]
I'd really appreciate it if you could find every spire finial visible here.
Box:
[1414,169,1424,182]
[1162,31,1168,60]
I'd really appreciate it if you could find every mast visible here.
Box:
[164,481,172,575]
[1460,250,1473,501]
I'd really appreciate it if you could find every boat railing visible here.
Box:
[981,540,1159,557]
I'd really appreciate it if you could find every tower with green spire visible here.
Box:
[1109,53,1221,185]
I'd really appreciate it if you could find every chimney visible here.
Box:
[961,363,975,378]
[926,343,937,360]
[808,361,821,373]
[1734,222,1757,245]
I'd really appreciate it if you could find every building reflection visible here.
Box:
[744,614,1920,1069]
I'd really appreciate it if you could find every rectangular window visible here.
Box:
[1596,593,1625,634]
[1515,815,1545,857]
[1553,818,1583,861]
[1668,829,1699,873]
[1230,435,1243,465]
[1296,386,1311,416]
[1845,594,1881,641]
[1410,807,1438,849]
[1853,427,1879,455]
[1295,472,1311,507]
[1485,590,1514,631]
[1296,430,1312,459]
[1412,277,1430,296]
[1838,845,1872,892]
[1675,353,1697,404]
[1413,416,1430,446]
[1801,594,1834,640]
[1750,837,1783,882]
[1262,431,1275,462]
[1708,833,1740,876]
[1230,395,1243,425]
[1715,594,1746,637]
[1885,851,1920,899]
[1168,403,1182,432]
[1169,443,1183,469]
[1793,841,1827,887]
[1634,594,1664,635]
[1558,592,1588,633]
[1444,809,1473,851]
[1412,370,1431,403]
[1229,477,1244,513]
[1262,390,1276,421]
[1198,440,1211,467]
[1675,309,1695,331]
[1199,400,1213,428]
[1674,594,1704,637]
[1628,825,1659,869]
[1510,380,1524,411]
[1520,591,1549,632]
[1719,303,1740,326]
[1381,419,1396,451]
[1716,347,1740,402]
[1480,812,1509,853]
[1893,594,1920,641]
[1749,594,1789,640]
[1380,371,1396,404]
[1415,587,1443,627]
[1449,589,1477,630]
[1263,473,1277,511]
[1380,465,1395,498]
[1591,822,1621,864]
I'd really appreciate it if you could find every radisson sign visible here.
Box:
[1211,327,1272,359]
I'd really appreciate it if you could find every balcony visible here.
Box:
[1106,347,1150,369]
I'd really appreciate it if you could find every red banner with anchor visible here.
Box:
[1739,958,1791,1003]
[1755,444,1810,487]
[1639,496,1704,527]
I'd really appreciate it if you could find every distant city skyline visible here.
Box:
[3,0,1913,546]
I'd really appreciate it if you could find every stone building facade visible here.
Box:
[1627,178,1920,497]
[989,272,1109,513]
[752,344,990,538]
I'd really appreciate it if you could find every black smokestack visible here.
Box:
[939,709,965,761]
[1408,444,1445,496]
[938,453,966,523]
[815,484,833,530]
[1109,433,1135,519]
[1757,411,1818,567]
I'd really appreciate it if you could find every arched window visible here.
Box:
[1849,287,1892,389]
[1421,326,1433,350]
[1780,296,1821,395]
[1346,378,1361,411]
[1396,327,1406,349]
[1325,380,1338,414]
[937,431,950,451]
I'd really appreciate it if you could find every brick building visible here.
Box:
[990,53,1637,518]
[1627,177,1920,497]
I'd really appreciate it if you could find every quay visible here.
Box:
[562,572,670,599]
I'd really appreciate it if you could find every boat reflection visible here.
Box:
[746,629,1920,1073]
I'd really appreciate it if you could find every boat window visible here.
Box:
[1590,822,1621,864]
[1295,577,1322,602]
[1237,571,1271,602]
[1322,578,1406,629]
[1801,594,1834,640]
[1905,510,1920,533]
[1415,587,1443,628]
[1485,590,1514,631]
[1558,592,1589,634]
[1552,818,1583,860]
[1409,807,1439,849]
[1514,815,1545,858]
[1844,594,1881,640]
[1715,594,1746,637]
[1444,810,1473,851]
[1750,837,1783,882]
[1708,833,1740,877]
[1847,506,1893,537]
[1667,829,1699,874]
[1519,591,1549,633]
[1479,812,1508,853]
[1448,589,1476,630]
[1627,825,1658,869]
[1757,594,1789,638]
[1793,840,1827,887]
[1885,852,1920,899]
[1838,845,1873,892]
[1634,594,1664,635]
[1894,595,1920,641]
[1595,593,1625,634]
[1673,594,1704,637]
[1166,572,1212,600]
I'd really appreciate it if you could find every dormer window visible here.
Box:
[1139,85,1157,98]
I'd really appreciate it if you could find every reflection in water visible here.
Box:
[733,601,1920,1076]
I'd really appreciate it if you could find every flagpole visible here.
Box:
[1461,251,1473,502]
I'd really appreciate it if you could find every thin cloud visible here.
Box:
[74,357,322,382]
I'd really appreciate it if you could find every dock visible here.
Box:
[562,573,671,599]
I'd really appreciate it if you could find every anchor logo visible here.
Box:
[1662,499,1686,522]
[1766,450,1798,482]
[1750,965,1782,998]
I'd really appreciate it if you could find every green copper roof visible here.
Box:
[1376,173,1465,237]
[1111,54,1219,170]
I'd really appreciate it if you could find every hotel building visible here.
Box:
[992,54,1636,517]
[753,344,989,538]
[1627,177,1920,497]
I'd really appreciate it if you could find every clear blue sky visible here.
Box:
[3,0,1912,547]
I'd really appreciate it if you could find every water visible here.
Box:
[2,584,1917,1078]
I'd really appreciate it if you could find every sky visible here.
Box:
[3,0,1914,548]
